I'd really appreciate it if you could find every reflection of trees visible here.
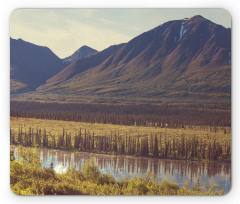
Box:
[42,149,47,164]
[20,148,231,185]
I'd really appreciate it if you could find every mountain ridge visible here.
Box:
[11,15,231,106]
[10,38,65,93]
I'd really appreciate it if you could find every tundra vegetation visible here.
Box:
[10,146,224,195]
[10,116,231,162]
[10,101,231,195]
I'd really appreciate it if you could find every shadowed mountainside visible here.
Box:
[10,39,98,94]
[10,38,65,93]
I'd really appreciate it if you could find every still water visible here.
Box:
[12,146,231,193]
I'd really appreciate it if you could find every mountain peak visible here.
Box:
[10,37,64,93]
[76,45,97,54]
[190,15,204,19]
[63,45,97,64]
[40,15,231,105]
[183,15,205,20]
[80,45,92,49]
[184,15,207,23]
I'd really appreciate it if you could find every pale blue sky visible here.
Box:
[10,9,231,58]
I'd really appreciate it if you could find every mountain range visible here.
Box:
[10,15,231,106]
[10,39,97,93]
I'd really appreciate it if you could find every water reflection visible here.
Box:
[12,147,231,193]
[54,164,68,174]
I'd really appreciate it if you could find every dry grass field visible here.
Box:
[10,116,231,145]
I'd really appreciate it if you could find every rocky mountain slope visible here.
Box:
[11,15,231,105]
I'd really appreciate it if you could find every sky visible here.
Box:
[10,9,231,58]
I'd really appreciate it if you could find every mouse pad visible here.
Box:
[10,8,231,195]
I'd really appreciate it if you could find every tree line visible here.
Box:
[10,101,231,128]
[10,125,231,162]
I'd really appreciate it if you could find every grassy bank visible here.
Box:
[10,147,224,195]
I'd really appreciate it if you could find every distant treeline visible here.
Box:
[10,101,231,128]
[10,125,231,162]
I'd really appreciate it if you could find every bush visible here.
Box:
[10,147,225,195]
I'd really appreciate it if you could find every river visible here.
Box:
[11,146,231,193]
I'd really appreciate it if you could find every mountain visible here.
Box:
[63,46,97,66]
[15,15,232,105]
[46,43,125,84]
[10,38,65,93]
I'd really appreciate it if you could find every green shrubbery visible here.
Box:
[10,147,224,195]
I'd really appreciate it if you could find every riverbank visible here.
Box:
[10,146,224,195]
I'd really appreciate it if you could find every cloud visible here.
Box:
[100,18,115,25]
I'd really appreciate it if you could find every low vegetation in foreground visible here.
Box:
[10,147,224,195]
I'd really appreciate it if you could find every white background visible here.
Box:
[1,0,239,203]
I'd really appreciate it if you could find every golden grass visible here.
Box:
[10,117,231,145]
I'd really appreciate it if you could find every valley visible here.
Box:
[10,12,232,195]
